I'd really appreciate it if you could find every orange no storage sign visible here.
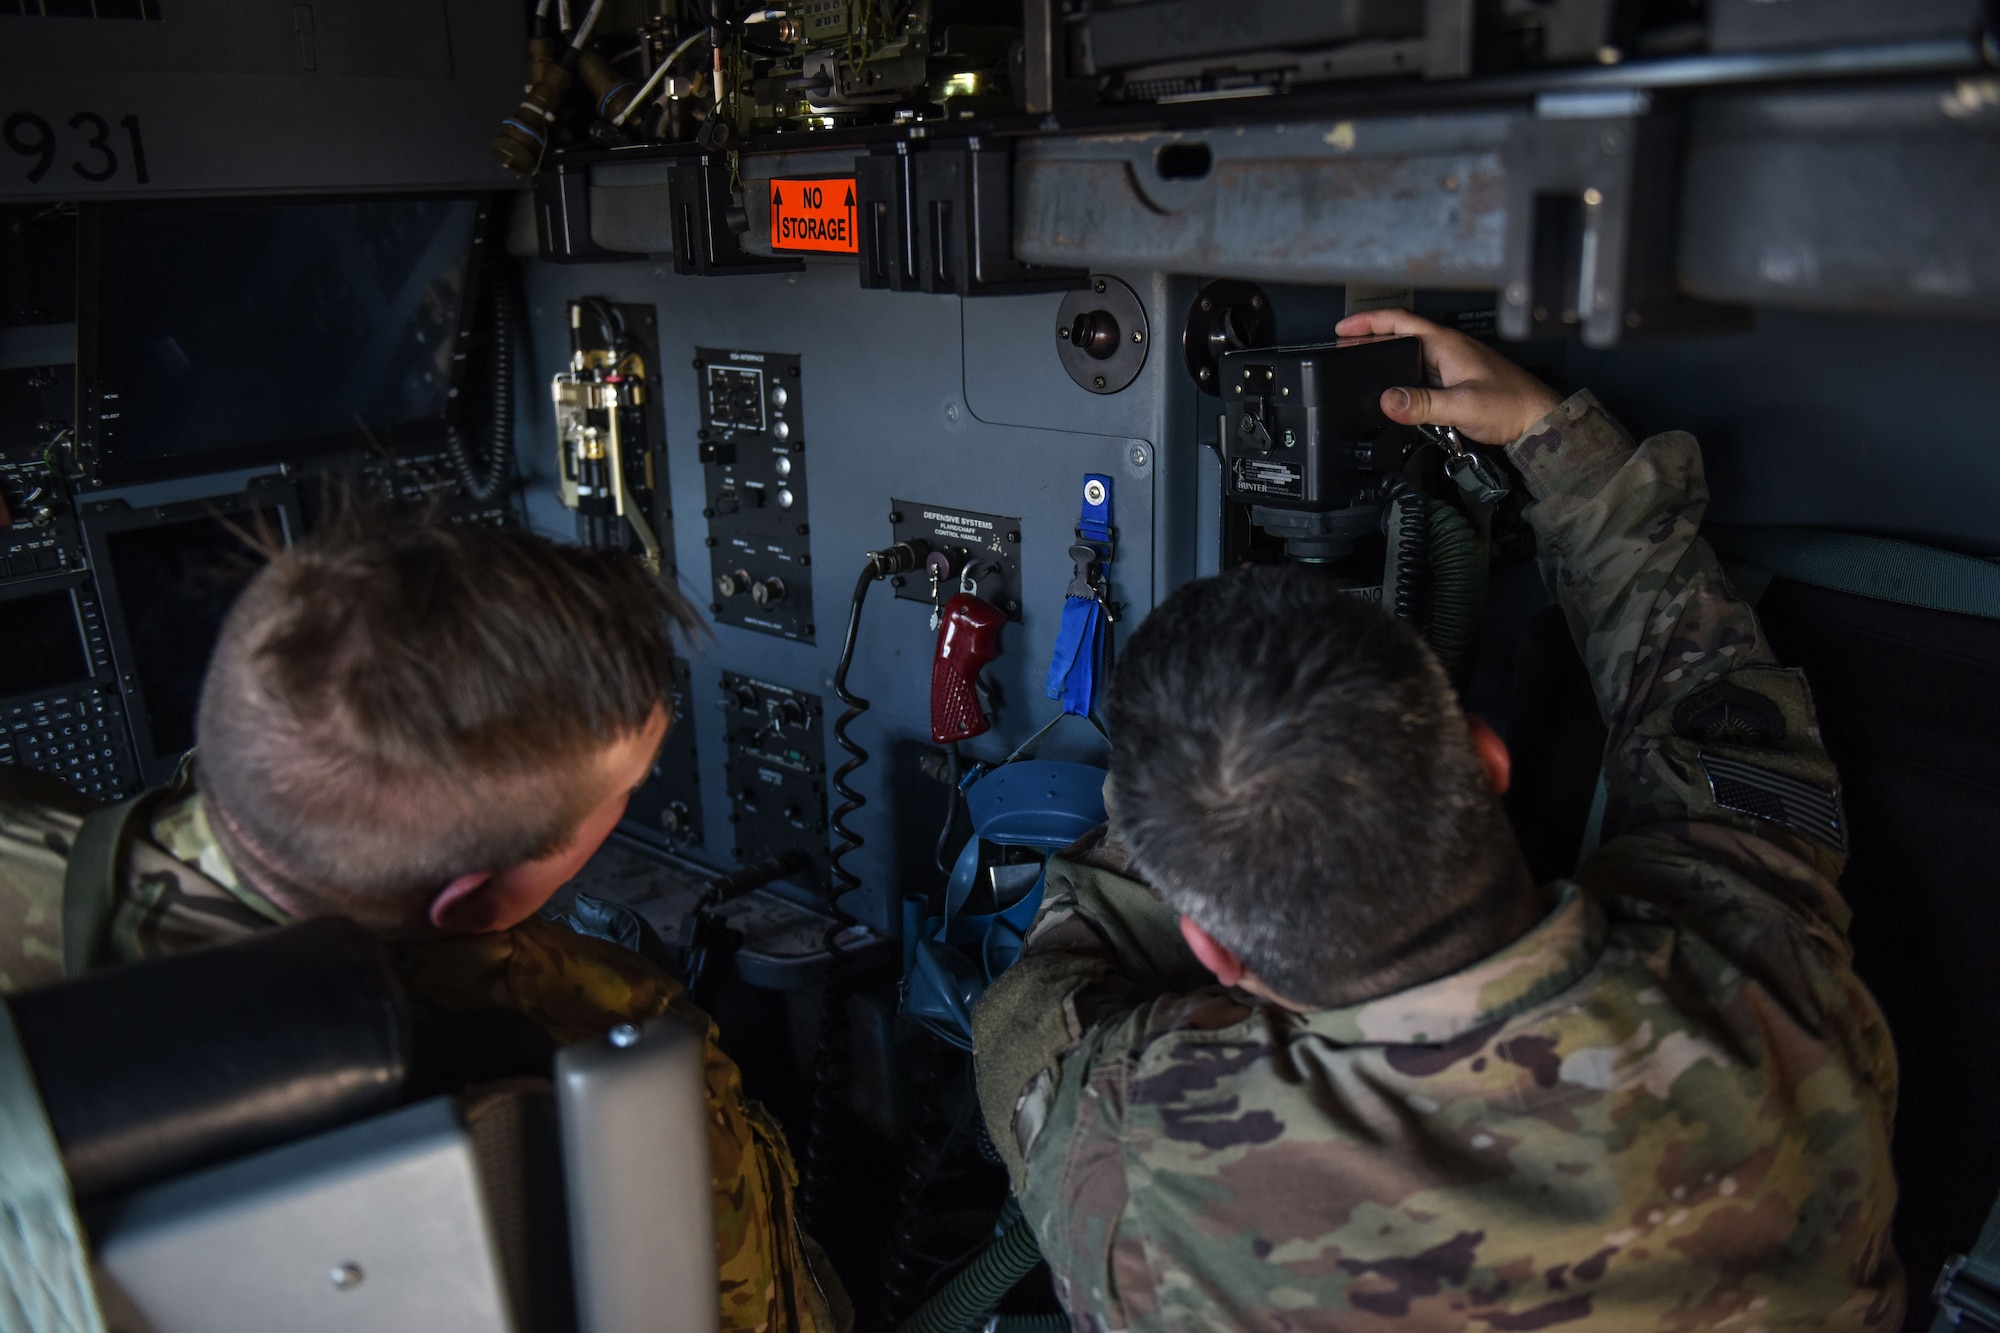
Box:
[770,178,858,254]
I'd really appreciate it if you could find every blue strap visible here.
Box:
[1045,475,1114,717]
[1045,595,1102,716]
[1078,472,1114,547]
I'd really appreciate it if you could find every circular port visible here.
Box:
[1069,308,1122,360]
[1056,277,1150,395]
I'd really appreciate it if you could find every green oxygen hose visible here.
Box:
[1424,498,1485,684]
[895,1198,1056,1333]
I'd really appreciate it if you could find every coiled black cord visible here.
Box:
[830,565,882,893]
[446,265,519,503]
[829,542,927,892]
[1384,476,1429,625]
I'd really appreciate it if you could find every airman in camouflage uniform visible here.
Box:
[0,774,851,1333]
[973,351,1901,1328]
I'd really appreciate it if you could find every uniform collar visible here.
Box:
[1298,882,1605,1046]
[151,788,293,927]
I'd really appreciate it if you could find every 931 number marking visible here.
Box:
[4,112,150,185]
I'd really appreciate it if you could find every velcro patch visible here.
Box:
[1701,752,1845,850]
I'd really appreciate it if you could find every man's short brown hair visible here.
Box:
[195,514,701,930]
[1106,564,1513,1008]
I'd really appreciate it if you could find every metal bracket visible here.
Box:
[1501,92,1749,345]
[534,158,643,264]
[666,152,804,278]
[856,138,1086,296]
[1936,1252,2000,1331]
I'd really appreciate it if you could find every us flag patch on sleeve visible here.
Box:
[1701,752,1846,850]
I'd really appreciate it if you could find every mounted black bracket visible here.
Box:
[856,138,1086,296]
[667,151,805,278]
[534,157,642,264]
[1501,91,1748,346]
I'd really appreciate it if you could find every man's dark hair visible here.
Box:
[196,513,702,930]
[1106,565,1514,1009]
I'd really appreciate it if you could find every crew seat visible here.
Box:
[0,918,717,1333]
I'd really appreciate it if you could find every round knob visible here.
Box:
[751,577,787,607]
[733,685,759,712]
[776,488,795,509]
[776,700,806,729]
[771,385,789,408]
[716,571,741,597]
[774,455,792,477]
[771,418,790,441]
[1069,309,1122,360]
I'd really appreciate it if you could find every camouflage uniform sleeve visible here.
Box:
[1507,390,1850,927]
[972,825,1209,1191]
[0,766,90,993]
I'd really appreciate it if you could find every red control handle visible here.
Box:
[932,592,1005,744]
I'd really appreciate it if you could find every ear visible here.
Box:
[1468,714,1511,795]
[428,871,499,932]
[1178,916,1246,988]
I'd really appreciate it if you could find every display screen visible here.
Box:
[101,510,278,758]
[89,197,478,482]
[0,589,89,701]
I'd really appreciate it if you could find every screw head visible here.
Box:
[1130,444,1148,466]
[1005,529,1019,543]
[1093,279,1107,293]
[1251,294,1263,308]
[702,507,716,518]
[1199,366,1213,382]
[1004,599,1019,614]
[1131,329,1143,342]
[1200,297,1213,311]
[331,1265,364,1291]
[888,510,903,523]
[704,536,718,547]
[608,1023,641,1048]
[1057,326,1069,340]
[1093,375,1106,389]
